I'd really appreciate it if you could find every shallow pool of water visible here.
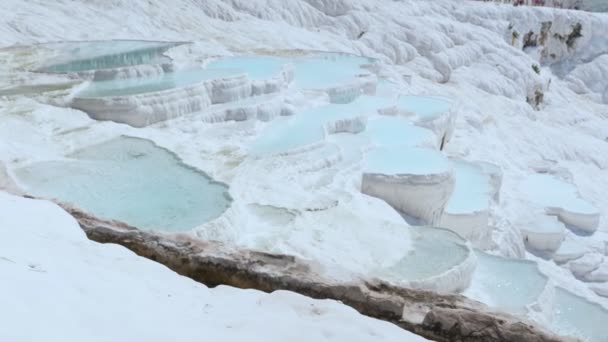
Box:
[251,97,387,156]
[41,40,182,72]
[77,67,242,97]
[365,116,435,148]
[472,252,547,314]
[292,53,373,89]
[205,56,285,81]
[397,96,451,120]
[14,136,231,231]
[552,287,608,342]
[444,161,492,214]
[379,227,469,281]
[519,174,598,215]
[364,147,451,176]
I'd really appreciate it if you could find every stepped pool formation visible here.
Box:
[250,95,400,156]
[518,215,567,252]
[13,136,231,231]
[291,52,377,103]
[551,288,608,341]
[518,174,600,233]
[2,39,606,342]
[469,252,548,314]
[376,227,476,292]
[206,56,285,81]
[364,116,436,148]
[72,67,250,127]
[39,40,183,75]
[362,147,454,225]
[440,160,493,245]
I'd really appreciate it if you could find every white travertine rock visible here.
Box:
[519,215,566,252]
[554,239,587,264]
[519,174,600,233]
[567,253,604,278]
[362,147,454,225]
[86,63,174,81]
[72,81,214,127]
[477,161,503,203]
[0,162,22,195]
[201,94,284,123]
[439,160,493,247]
[583,262,608,283]
[590,283,608,298]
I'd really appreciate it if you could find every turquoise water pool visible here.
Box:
[364,147,451,176]
[205,56,285,81]
[41,40,183,72]
[444,161,492,214]
[552,288,608,342]
[292,53,374,89]
[472,252,547,314]
[397,96,451,120]
[379,227,469,281]
[15,136,231,231]
[77,67,242,97]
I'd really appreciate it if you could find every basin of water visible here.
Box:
[205,56,285,81]
[251,96,390,156]
[250,116,326,156]
[397,96,452,120]
[471,252,547,314]
[364,147,451,176]
[292,53,374,89]
[14,136,231,231]
[444,161,492,214]
[377,227,470,281]
[551,287,608,342]
[40,40,183,72]
[519,174,598,215]
[365,116,436,148]
[76,67,243,98]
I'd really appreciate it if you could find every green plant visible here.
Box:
[532,64,540,75]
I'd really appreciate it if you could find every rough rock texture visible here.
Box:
[59,201,576,342]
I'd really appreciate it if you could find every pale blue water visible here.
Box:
[77,68,242,97]
[364,147,451,175]
[583,0,608,12]
[205,56,285,80]
[292,53,373,89]
[473,252,547,314]
[380,227,469,280]
[397,96,451,120]
[41,40,182,72]
[552,288,608,342]
[15,137,231,231]
[250,116,325,156]
[445,161,492,214]
[365,116,435,147]
[520,174,598,214]
[251,97,388,156]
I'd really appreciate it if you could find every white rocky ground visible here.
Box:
[0,192,427,342]
[1,0,608,340]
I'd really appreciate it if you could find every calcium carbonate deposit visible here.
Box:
[0,0,607,341]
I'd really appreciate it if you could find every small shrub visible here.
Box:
[532,64,541,74]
